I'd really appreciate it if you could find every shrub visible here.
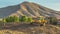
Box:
[2,16,19,22]
[27,17,32,22]
[12,16,19,22]
[39,16,47,26]
[39,16,45,23]
[6,16,19,22]
[2,18,7,26]
[2,18,7,23]
[6,16,13,22]
[49,17,57,25]
[39,16,44,20]
[20,16,28,22]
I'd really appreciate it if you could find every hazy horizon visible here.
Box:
[0,0,60,11]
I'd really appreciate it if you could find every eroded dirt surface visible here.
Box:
[0,23,60,34]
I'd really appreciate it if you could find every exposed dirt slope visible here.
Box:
[0,2,60,19]
[0,23,60,34]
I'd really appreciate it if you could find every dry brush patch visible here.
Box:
[0,23,60,34]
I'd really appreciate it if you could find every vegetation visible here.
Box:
[20,16,28,22]
[7,16,19,22]
[30,16,47,26]
[2,18,7,26]
[2,16,33,23]
[20,16,33,23]
[1,15,57,26]
[49,17,57,25]
[2,16,19,22]
[39,16,47,25]
[2,16,19,26]
[27,17,32,22]
[2,18,7,23]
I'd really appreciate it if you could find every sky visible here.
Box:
[0,0,60,11]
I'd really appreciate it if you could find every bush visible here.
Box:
[2,18,7,23]
[27,17,32,22]
[39,16,44,20]
[20,16,28,22]
[49,17,57,25]
[39,16,45,23]
[2,16,19,22]
[2,18,7,26]
[12,16,19,22]
[39,16,47,26]
[6,16,13,22]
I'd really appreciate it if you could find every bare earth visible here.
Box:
[0,23,60,34]
[0,2,60,19]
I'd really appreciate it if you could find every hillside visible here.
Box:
[0,2,60,19]
[0,23,60,34]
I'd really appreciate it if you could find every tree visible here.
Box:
[2,16,19,26]
[12,16,19,22]
[49,17,57,25]
[27,17,32,22]
[6,16,13,22]
[4,16,19,22]
[2,18,6,23]
[2,18,7,26]
[20,16,28,22]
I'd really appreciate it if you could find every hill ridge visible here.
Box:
[0,1,60,19]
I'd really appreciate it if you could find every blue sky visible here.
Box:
[0,0,60,11]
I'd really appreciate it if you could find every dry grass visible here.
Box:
[0,30,26,34]
[0,23,60,34]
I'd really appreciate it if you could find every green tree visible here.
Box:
[2,18,6,23]
[6,16,19,22]
[27,17,32,22]
[12,16,19,22]
[20,16,28,22]
[6,16,13,22]
[2,18,7,26]
[49,17,57,25]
